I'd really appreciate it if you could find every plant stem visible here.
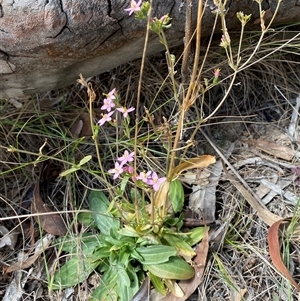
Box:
[89,90,108,186]
[181,0,192,85]
[160,30,178,103]
[134,0,153,224]
[167,0,203,179]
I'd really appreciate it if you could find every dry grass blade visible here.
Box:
[222,161,281,227]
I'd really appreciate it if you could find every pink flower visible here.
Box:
[98,111,114,126]
[137,171,152,184]
[118,150,135,165]
[116,106,135,118]
[108,162,124,179]
[101,97,115,112]
[105,88,116,101]
[123,165,134,174]
[213,68,221,78]
[148,172,166,191]
[124,0,142,15]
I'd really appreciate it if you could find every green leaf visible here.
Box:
[162,233,196,260]
[89,190,120,235]
[164,213,184,230]
[144,256,194,280]
[60,167,78,177]
[135,245,177,264]
[148,272,167,296]
[55,233,102,255]
[90,266,118,301]
[131,248,144,262]
[118,265,131,287]
[77,212,97,228]
[94,246,111,259]
[169,179,184,213]
[118,247,132,267]
[120,174,130,192]
[104,234,123,246]
[117,225,140,237]
[51,254,99,290]
[90,264,140,301]
[186,226,208,246]
[130,187,142,203]
[117,265,140,301]
[79,155,92,166]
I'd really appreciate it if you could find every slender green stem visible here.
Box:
[89,92,108,187]
[237,25,245,65]
[134,0,153,224]
[240,0,282,69]
[160,31,178,103]
[202,71,238,123]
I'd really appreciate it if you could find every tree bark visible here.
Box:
[0,0,299,98]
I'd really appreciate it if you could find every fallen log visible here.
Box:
[0,0,299,98]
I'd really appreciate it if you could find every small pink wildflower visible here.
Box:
[137,171,152,184]
[105,88,116,101]
[213,68,221,78]
[101,97,115,112]
[116,106,135,118]
[124,0,142,16]
[147,172,166,191]
[98,111,114,126]
[123,165,134,174]
[108,162,124,179]
[118,150,135,165]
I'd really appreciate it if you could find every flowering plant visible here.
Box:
[49,1,219,300]
[51,85,210,300]
[49,0,284,299]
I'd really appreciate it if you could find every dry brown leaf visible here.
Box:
[70,113,94,137]
[154,180,170,209]
[171,155,216,179]
[267,218,300,291]
[234,288,247,301]
[4,234,54,273]
[131,277,150,300]
[162,228,209,301]
[31,184,67,236]
[70,118,83,138]
[222,162,281,226]
[247,139,294,161]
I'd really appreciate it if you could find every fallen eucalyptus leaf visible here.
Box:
[31,185,67,236]
[171,155,216,179]
[267,218,300,291]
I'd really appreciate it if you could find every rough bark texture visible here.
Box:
[0,0,299,98]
